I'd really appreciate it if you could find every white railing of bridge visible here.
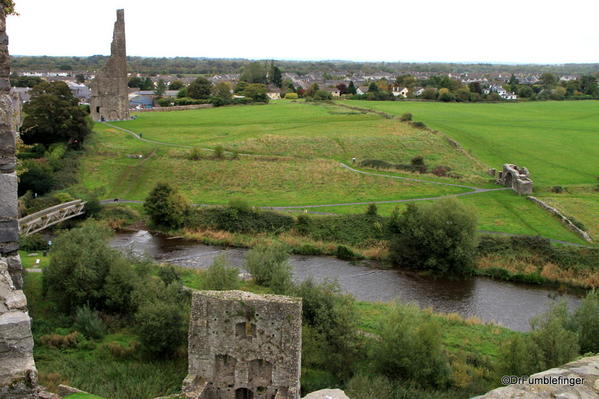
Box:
[18,199,86,236]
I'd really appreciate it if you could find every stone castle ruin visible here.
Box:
[90,9,129,122]
[0,7,39,398]
[495,163,533,195]
[183,291,302,399]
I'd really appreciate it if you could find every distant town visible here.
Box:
[8,56,599,108]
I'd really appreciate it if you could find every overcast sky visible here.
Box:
[6,0,599,64]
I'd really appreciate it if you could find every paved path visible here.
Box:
[99,122,587,248]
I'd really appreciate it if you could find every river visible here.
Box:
[109,230,583,332]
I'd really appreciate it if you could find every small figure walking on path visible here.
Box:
[352,157,356,164]
[139,133,142,138]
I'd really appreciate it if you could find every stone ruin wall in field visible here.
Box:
[183,290,302,399]
[0,7,39,399]
[495,163,533,195]
[90,9,129,122]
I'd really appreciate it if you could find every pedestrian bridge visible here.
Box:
[18,199,86,236]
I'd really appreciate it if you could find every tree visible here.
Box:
[468,81,482,94]
[21,81,92,147]
[128,76,144,88]
[305,83,320,98]
[9,74,43,88]
[508,74,519,92]
[336,83,348,94]
[243,83,269,102]
[579,75,598,95]
[245,244,292,294]
[540,72,557,88]
[373,303,451,388]
[270,65,282,88]
[168,80,185,90]
[570,289,599,353]
[347,81,357,95]
[212,81,232,100]
[154,79,167,96]
[518,85,534,98]
[187,77,212,99]
[368,82,379,92]
[240,61,267,83]
[144,182,190,228]
[389,199,478,275]
[18,160,55,195]
[43,223,130,313]
[201,255,241,290]
[75,74,85,84]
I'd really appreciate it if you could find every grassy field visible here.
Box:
[342,100,599,186]
[76,100,597,244]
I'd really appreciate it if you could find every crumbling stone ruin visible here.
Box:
[495,163,533,195]
[474,354,599,398]
[183,290,302,399]
[90,9,130,122]
[0,7,39,398]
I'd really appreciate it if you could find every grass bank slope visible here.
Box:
[342,100,599,186]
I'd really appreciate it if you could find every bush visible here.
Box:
[432,165,451,177]
[213,145,225,159]
[284,92,299,100]
[157,266,181,286]
[410,121,427,129]
[410,156,427,173]
[40,331,82,349]
[134,299,187,358]
[245,244,293,294]
[133,281,188,358]
[144,182,190,229]
[372,303,452,388]
[188,205,294,234]
[570,289,599,353]
[336,245,357,261]
[366,203,378,216]
[294,280,362,380]
[188,147,203,160]
[296,213,387,247]
[399,112,413,122]
[20,234,49,251]
[201,255,241,291]
[74,305,106,339]
[43,223,127,313]
[389,199,478,275]
[551,185,564,193]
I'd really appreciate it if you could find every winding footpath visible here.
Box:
[99,122,587,247]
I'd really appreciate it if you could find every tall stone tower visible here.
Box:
[184,291,302,399]
[0,7,39,399]
[90,9,129,122]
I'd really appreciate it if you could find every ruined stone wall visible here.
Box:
[185,291,302,399]
[0,7,39,399]
[90,9,129,122]
[496,163,533,195]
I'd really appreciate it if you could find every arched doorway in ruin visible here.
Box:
[235,388,254,399]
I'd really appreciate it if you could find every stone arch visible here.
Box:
[235,388,254,399]
[108,110,119,120]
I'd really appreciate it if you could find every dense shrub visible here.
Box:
[201,255,241,291]
[570,290,599,353]
[40,331,82,349]
[188,205,294,234]
[366,203,377,216]
[144,182,190,229]
[133,280,188,358]
[294,280,362,380]
[213,145,225,159]
[284,92,299,99]
[188,147,203,160]
[245,244,293,294]
[97,205,141,229]
[389,199,478,275]
[74,305,106,339]
[336,245,358,261]
[296,213,387,247]
[43,223,130,313]
[372,303,452,388]
[399,112,413,121]
[157,266,181,286]
[20,234,49,251]
[410,121,427,129]
[432,165,451,177]
[410,156,427,173]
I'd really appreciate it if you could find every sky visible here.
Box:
[6,0,599,64]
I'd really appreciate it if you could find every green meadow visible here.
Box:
[342,100,599,186]
[78,100,598,244]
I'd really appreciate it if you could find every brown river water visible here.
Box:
[109,230,583,332]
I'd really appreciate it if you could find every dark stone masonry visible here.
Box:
[0,7,39,399]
